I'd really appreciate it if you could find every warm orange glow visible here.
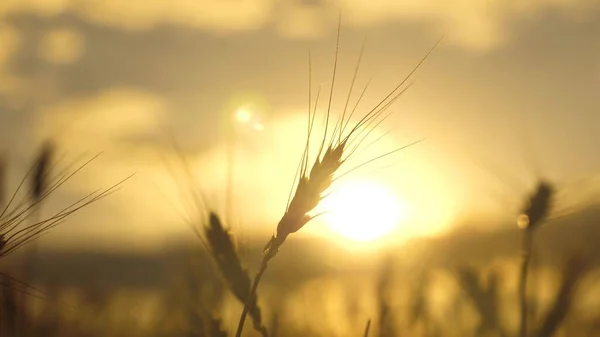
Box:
[321,180,406,242]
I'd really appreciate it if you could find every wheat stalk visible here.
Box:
[156,126,271,336]
[363,319,372,337]
[204,212,269,336]
[235,14,440,337]
[30,141,54,204]
[517,180,553,337]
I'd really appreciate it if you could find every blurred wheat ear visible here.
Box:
[234,13,439,337]
[518,180,553,337]
[31,140,54,204]
[0,146,132,259]
[204,212,268,337]
[456,266,504,336]
[533,254,589,337]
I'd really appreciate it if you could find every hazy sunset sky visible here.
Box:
[1,0,600,250]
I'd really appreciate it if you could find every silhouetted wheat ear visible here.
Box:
[517,180,553,230]
[31,141,54,203]
[205,212,269,337]
[0,151,130,259]
[237,17,439,337]
[518,180,553,337]
[274,143,344,246]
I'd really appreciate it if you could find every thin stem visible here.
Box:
[226,125,236,225]
[519,229,533,337]
[363,319,371,337]
[25,203,42,284]
[236,254,270,337]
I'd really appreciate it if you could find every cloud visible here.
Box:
[0,23,22,94]
[38,26,85,65]
[341,0,596,50]
[37,87,165,149]
[31,88,172,234]
[0,0,596,50]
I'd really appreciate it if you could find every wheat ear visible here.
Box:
[517,180,553,337]
[234,17,441,336]
[236,33,439,337]
[0,152,132,258]
[157,126,270,337]
[204,212,269,337]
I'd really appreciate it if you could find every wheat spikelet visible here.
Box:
[236,14,440,337]
[0,151,131,258]
[517,181,553,231]
[30,141,54,204]
[205,212,268,337]
[275,144,344,247]
[517,180,554,337]
[156,128,269,336]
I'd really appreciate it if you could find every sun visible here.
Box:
[320,180,407,242]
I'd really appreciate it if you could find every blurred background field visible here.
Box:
[2,1,600,336]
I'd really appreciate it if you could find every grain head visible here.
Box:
[518,180,553,230]
[205,212,268,337]
[238,18,439,337]
[31,140,55,203]
[0,151,129,259]
[276,143,344,246]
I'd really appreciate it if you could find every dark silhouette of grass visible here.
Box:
[518,181,553,337]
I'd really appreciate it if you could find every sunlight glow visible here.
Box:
[321,181,406,242]
[234,108,253,124]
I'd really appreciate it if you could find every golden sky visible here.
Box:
[1,0,600,250]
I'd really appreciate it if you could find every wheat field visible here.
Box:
[2,4,600,337]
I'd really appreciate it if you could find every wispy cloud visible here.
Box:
[0,0,597,50]
[36,87,164,149]
[38,26,85,65]
[0,23,21,94]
